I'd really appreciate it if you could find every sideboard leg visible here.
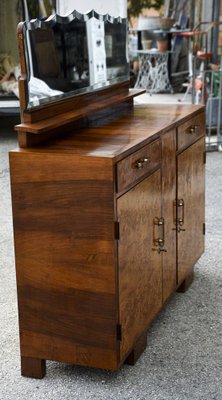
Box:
[21,356,46,379]
[125,331,147,366]
[177,270,194,293]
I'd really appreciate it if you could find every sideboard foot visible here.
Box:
[177,270,194,293]
[21,356,46,379]
[125,331,147,366]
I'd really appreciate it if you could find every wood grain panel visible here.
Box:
[18,285,116,348]
[117,139,161,192]
[10,151,118,369]
[162,129,177,302]
[177,138,205,284]
[15,104,204,159]
[9,152,113,183]
[21,357,46,379]
[20,331,118,370]
[117,170,162,361]
[15,234,115,294]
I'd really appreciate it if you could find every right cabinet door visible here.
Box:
[177,137,205,285]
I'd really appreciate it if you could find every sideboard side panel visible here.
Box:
[9,151,118,370]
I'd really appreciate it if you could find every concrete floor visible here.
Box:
[0,103,222,400]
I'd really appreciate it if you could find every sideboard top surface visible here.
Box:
[14,104,205,161]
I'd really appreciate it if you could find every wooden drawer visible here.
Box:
[117,139,161,192]
[177,112,205,151]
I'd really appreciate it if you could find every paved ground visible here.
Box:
[0,112,222,400]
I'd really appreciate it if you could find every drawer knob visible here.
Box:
[188,125,198,134]
[134,157,150,169]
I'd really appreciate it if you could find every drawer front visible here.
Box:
[177,112,205,151]
[117,139,161,193]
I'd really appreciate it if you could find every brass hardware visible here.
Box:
[177,226,186,233]
[154,217,164,226]
[136,161,143,169]
[152,247,167,254]
[174,199,184,226]
[172,226,186,233]
[153,217,165,247]
[153,217,167,253]
[187,125,198,134]
[177,199,184,226]
[173,199,186,232]
[134,157,150,169]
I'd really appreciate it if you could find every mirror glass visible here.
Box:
[22,10,129,109]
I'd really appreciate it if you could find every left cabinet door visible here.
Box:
[117,170,162,362]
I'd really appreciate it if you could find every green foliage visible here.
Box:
[26,0,56,19]
[127,0,164,19]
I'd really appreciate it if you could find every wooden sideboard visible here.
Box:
[9,101,205,378]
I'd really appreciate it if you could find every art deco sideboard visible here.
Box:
[9,11,205,379]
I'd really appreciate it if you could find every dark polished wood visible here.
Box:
[177,112,205,151]
[16,103,205,153]
[117,138,161,193]
[10,152,118,371]
[177,270,194,293]
[21,357,46,379]
[125,331,148,366]
[162,129,177,303]
[10,99,205,377]
[11,18,206,378]
[15,86,143,132]
[177,137,205,286]
[117,171,162,361]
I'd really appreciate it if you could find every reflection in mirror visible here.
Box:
[21,10,129,109]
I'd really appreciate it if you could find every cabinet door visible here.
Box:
[117,170,162,361]
[162,129,177,303]
[177,138,205,285]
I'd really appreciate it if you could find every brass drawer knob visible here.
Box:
[188,125,198,134]
[134,157,150,169]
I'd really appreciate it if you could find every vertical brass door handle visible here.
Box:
[177,199,185,226]
[173,199,186,232]
[153,217,167,252]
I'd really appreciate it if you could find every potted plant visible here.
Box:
[127,0,164,28]
[127,0,164,22]
[128,0,175,51]
[128,0,175,31]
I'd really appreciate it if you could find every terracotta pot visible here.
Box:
[157,39,168,52]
